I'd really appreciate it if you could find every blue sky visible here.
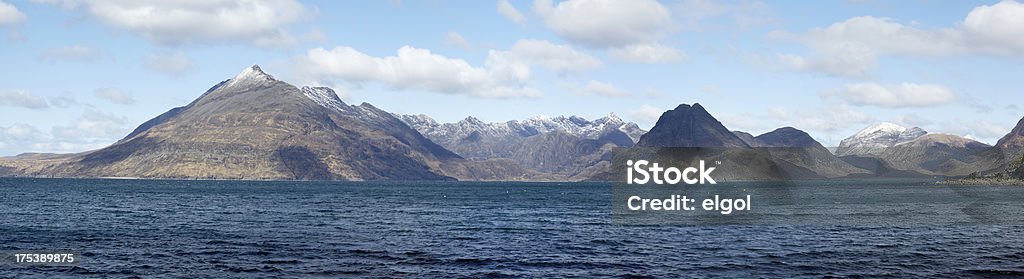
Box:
[0,0,1022,155]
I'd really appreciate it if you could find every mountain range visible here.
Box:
[1,65,1023,182]
[631,103,864,180]
[400,113,643,179]
[623,102,1023,181]
[832,123,988,176]
[0,65,637,181]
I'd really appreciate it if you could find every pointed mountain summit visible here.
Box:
[636,103,749,148]
[225,64,276,88]
[6,65,462,180]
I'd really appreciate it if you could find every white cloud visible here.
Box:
[0,90,49,109]
[94,88,135,105]
[0,0,27,26]
[791,105,874,135]
[716,114,761,134]
[37,0,309,48]
[831,82,956,108]
[144,50,195,76]
[0,124,43,154]
[776,52,873,79]
[962,121,1003,139]
[893,114,933,127]
[329,86,352,102]
[0,111,133,155]
[776,1,1024,78]
[293,40,601,97]
[533,0,672,48]
[937,119,1009,145]
[48,95,78,108]
[37,45,103,63]
[958,0,1024,56]
[497,0,526,24]
[629,104,666,128]
[1,124,46,142]
[961,0,1024,56]
[505,39,601,74]
[773,16,960,78]
[576,80,631,97]
[719,104,874,146]
[444,31,471,49]
[51,109,130,141]
[294,45,540,98]
[609,43,684,64]
[966,121,1010,139]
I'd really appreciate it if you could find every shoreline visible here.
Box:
[938,178,1024,186]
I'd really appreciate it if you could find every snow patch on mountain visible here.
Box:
[300,86,347,112]
[225,64,276,89]
[836,122,927,156]
[400,113,646,144]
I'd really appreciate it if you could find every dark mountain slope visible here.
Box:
[636,103,750,148]
[2,65,461,180]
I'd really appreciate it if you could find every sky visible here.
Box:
[0,0,1023,156]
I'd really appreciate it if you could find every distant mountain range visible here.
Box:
[0,65,638,181]
[1,65,1022,183]
[833,120,1024,180]
[831,123,994,176]
[400,113,643,179]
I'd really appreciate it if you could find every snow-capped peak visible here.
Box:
[853,122,906,137]
[403,114,438,126]
[595,113,623,124]
[225,64,275,88]
[836,122,928,156]
[300,86,346,112]
[605,112,621,121]
[399,113,648,145]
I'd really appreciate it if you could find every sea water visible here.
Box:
[1,178,1023,277]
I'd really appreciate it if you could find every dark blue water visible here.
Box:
[1,178,1023,278]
